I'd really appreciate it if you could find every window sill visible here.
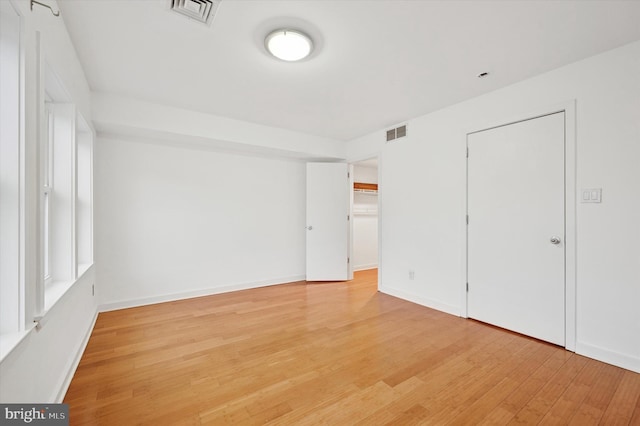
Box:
[78,262,92,278]
[0,323,36,362]
[1,264,94,363]
[44,263,93,312]
[44,280,74,312]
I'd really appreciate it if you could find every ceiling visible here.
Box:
[59,0,640,142]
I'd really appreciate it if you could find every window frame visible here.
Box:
[43,102,54,287]
[0,0,26,351]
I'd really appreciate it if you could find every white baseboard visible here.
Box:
[99,275,306,312]
[379,285,461,317]
[53,309,98,402]
[354,263,378,272]
[576,341,640,374]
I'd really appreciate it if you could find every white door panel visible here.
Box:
[468,112,565,346]
[306,163,349,281]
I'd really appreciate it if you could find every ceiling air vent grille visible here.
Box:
[170,0,220,26]
[386,124,408,142]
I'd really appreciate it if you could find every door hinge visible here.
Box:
[347,172,350,178]
[347,214,350,221]
[348,257,350,263]
[466,147,469,158]
[466,215,469,225]
[92,284,95,296]
[466,282,469,292]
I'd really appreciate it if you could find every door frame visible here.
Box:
[461,100,577,351]
[348,163,354,280]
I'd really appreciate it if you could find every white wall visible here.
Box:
[96,136,307,309]
[352,212,378,271]
[352,165,378,271]
[347,40,640,373]
[353,164,378,185]
[0,0,97,402]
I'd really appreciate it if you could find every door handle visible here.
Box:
[306,226,313,231]
[550,236,561,245]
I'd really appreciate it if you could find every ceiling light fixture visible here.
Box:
[265,29,313,62]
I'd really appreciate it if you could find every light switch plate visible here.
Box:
[581,188,602,203]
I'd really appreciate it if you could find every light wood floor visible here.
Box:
[65,269,640,425]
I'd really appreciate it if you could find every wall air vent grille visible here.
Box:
[170,0,219,26]
[386,124,407,142]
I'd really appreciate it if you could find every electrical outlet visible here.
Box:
[409,270,415,280]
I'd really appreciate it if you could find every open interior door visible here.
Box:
[306,163,350,281]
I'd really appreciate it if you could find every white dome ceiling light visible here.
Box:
[265,29,314,62]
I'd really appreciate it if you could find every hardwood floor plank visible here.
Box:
[508,354,589,424]
[487,344,567,420]
[384,403,432,425]
[631,387,640,425]
[568,362,626,425]
[423,337,541,424]
[598,370,640,425]
[539,358,605,424]
[450,340,555,424]
[64,269,640,425]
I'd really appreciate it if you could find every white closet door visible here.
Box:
[468,112,565,346]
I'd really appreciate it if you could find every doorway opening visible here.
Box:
[351,158,379,275]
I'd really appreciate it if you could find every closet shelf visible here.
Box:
[354,189,378,195]
[354,182,378,194]
[354,209,378,216]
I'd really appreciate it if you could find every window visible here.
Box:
[41,64,94,311]
[0,4,94,358]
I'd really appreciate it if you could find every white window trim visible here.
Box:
[43,104,53,287]
[0,0,27,362]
